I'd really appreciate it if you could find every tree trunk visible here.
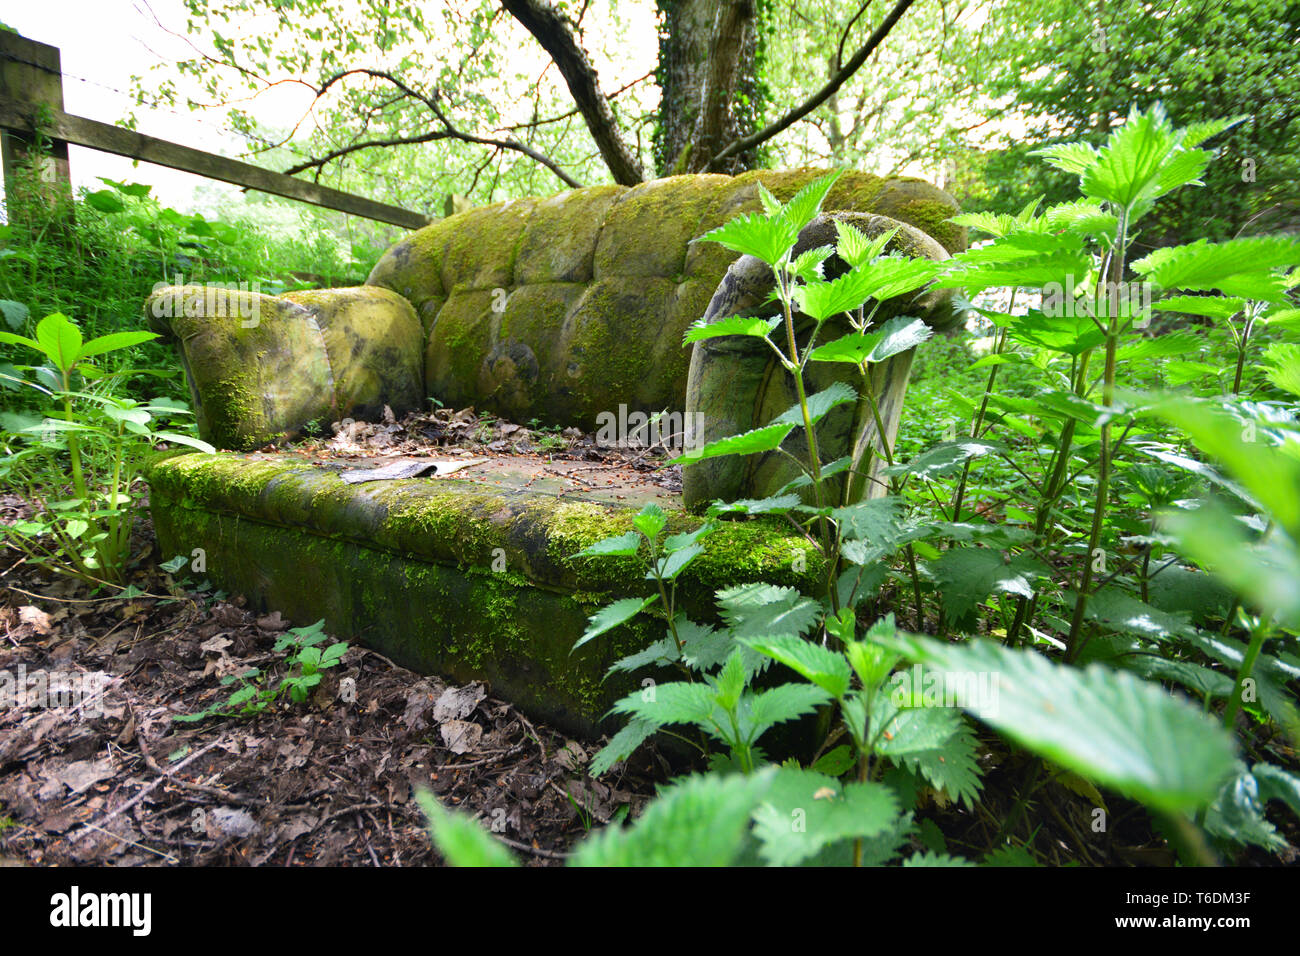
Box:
[655,0,765,176]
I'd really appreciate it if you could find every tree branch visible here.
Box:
[502,0,645,185]
[284,68,583,189]
[705,0,917,171]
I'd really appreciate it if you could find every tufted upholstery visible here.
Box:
[146,169,963,453]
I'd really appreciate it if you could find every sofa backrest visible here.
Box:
[366,169,964,430]
[146,169,963,452]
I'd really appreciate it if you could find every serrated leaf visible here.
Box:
[743,634,852,699]
[930,547,1048,622]
[771,381,856,427]
[751,767,900,866]
[698,213,800,266]
[1132,236,1300,302]
[717,582,822,639]
[883,439,1001,479]
[589,717,658,776]
[682,314,780,345]
[669,422,794,466]
[571,770,774,867]
[574,596,658,651]
[872,697,984,808]
[574,531,642,559]
[872,635,1240,814]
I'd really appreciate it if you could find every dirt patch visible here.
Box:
[0,524,657,866]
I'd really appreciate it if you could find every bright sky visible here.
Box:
[3,0,258,208]
[2,0,661,212]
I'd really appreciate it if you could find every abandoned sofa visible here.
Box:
[143,169,965,735]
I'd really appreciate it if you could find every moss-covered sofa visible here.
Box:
[144,169,964,735]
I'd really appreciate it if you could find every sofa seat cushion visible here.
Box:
[146,451,825,734]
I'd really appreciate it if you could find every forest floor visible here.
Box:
[1,407,1292,867]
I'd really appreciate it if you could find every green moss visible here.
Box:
[198,378,267,450]
[892,198,965,254]
[561,278,677,422]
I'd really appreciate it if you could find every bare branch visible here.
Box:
[285,68,583,189]
[705,0,917,171]
[502,0,645,185]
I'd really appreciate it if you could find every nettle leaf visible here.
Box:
[1152,294,1245,322]
[1132,236,1300,301]
[883,438,1002,480]
[632,503,667,540]
[669,422,794,466]
[835,221,896,267]
[682,314,780,345]
[788,245,834,283]
[772,381,856,427]
[0,299,30,332]
[785,170,842,231]
[571,769,775,867]
[949,210,1018,238]
[574,531,642,559]
[740,684,832,745]
[416,789,518,867]
[708,493,802,516]
[697,213,800,266]
[1154,398,1300,537]
[1252,763,1300,822]
[751,767,901,866]
[931,251,1092,295]
[872,634,1239,814]
[573,596,658,651]
[1114,331,1203,363]
[929,547,1050,623]
[1204,765,1287,852]
[1161,503,1300,628]
[1009,310,1106,356]
[1044,200,1117,241]
[872,694,984,808]
[807,330,883,364]
[809,316,932,365]
[608,637,679,675]
[1263,343,1300,398]
[717,582,822,639]
[743,634,851,699]
[663,521,717,553]
[1085,589,1196,642]
[610,680,719,729]
[831,496,904,541]
[1033,141,1099,176]
[1078,104,1210,212]
[589,718,658,776]
[867,315,933,362]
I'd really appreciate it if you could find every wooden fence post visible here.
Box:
[0,32,73,212]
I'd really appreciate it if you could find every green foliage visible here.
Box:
[417,108,1299,867]
[0,313,213,583]
[173,619,349,722]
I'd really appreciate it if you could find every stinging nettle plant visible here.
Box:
[420,108,1298,866]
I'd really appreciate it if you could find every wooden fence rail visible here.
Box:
[0,32,430,230]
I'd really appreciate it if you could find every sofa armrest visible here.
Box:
[145,284,424,450]
[683,213,958,510]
